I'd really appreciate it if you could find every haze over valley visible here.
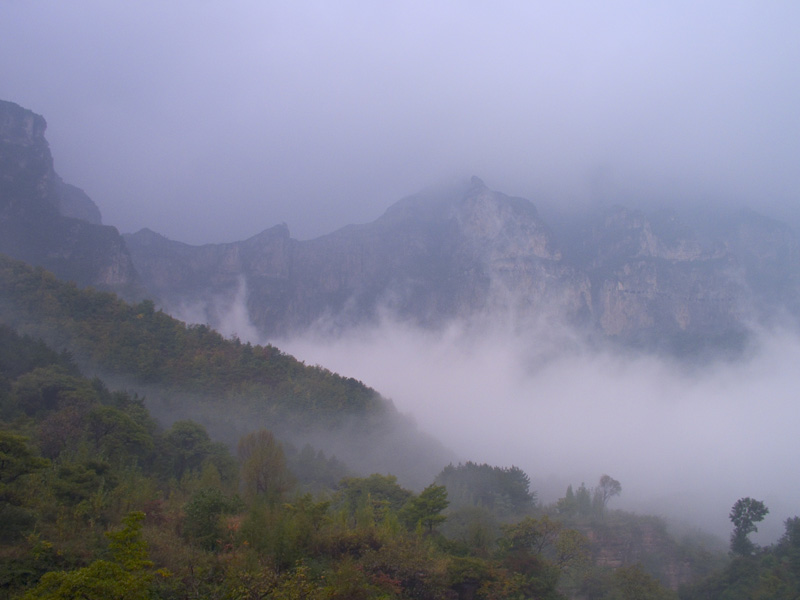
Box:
[2,3,800,597]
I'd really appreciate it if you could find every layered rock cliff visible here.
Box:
[4,99,797,351]
[124,177,800,351]
[126,177,594,338]
[0,100,139,293]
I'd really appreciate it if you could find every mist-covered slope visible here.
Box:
[0,253,452,487]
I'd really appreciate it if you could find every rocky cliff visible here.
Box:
[0,100,139,293]
[124,177,800,351]
[4,99,797,351]
[126,177,595,338]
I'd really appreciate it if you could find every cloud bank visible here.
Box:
[1,2,799,244]
[276,316,800,543]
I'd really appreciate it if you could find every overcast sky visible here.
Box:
[1,1,799,244]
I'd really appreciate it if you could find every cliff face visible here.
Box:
[126,181,800,350]
[0,100,139,293]
[5,99,796,349]
[579,207,748,344]
[126,178,594,337]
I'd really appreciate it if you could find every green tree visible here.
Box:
[400,484,449,533]
[0,432,50,541]
[729,497,768,556]
[163,420,213,480]
[183,488,241,550]
[20,512,154,600]
[338,473,412,525]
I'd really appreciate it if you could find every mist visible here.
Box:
[268,314,800,544]
[4,0,800,550]
[2,2,799,244]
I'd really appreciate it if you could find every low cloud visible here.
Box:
[276,314,800,543]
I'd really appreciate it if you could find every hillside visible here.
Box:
[0,253,451,487]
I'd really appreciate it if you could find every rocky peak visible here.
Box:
[454,183,559,261]
[0,100,47,146]
[0,99,140,294]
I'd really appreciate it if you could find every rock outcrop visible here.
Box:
[0,100,139,294]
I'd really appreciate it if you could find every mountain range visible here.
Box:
[3,98,799,354]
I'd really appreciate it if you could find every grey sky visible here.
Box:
[1,1,798,243]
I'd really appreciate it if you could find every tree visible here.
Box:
[400,484,449,533]
[163,420,212,480]
[20,512,153,600]
[183,488,241,550]
[593,475,622,514]
[729,497,768,556]
[237,429,294,502]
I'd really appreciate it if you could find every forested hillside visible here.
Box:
[0,322,681,599]
[0,253,450,485]
[3,256,799,598]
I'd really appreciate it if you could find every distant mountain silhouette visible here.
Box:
[4,99,798,354]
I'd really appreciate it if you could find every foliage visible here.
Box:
[183,488,242,550]
[436,461,536,515]
[729,497,768,556]
[20,512,154,600]
[0,253,387,426]
[0,262,775,600]
[237,428,294,503]
[399,483,449,533]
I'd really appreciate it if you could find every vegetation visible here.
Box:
[2,255,797,598]
[0,254,385,423]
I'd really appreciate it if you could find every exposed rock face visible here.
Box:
[579,207,748,344]
[0,100,139,293]
[5,99,797,349]
[126,180,800,351]
[126,178,594,337]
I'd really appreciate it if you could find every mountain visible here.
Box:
[125,179,800,353]
[0,100,139,295]
[125,177,595,337]
[4,98,798,352]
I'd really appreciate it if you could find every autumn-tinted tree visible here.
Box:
[237,429,294,503]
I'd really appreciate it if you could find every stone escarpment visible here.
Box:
[0,100,139,293]
[125,177,800,351]
[126,178,594,338]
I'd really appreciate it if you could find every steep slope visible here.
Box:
[0,254,452,487]
[0,100,139,295]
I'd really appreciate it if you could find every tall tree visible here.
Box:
[729,497,768,556]
[593,474,622,515]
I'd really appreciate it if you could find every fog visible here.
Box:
[4,0,799,546]
[271,315,800,543]
[2,2,800,243]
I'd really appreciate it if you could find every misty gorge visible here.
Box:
[2,3,800,596]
